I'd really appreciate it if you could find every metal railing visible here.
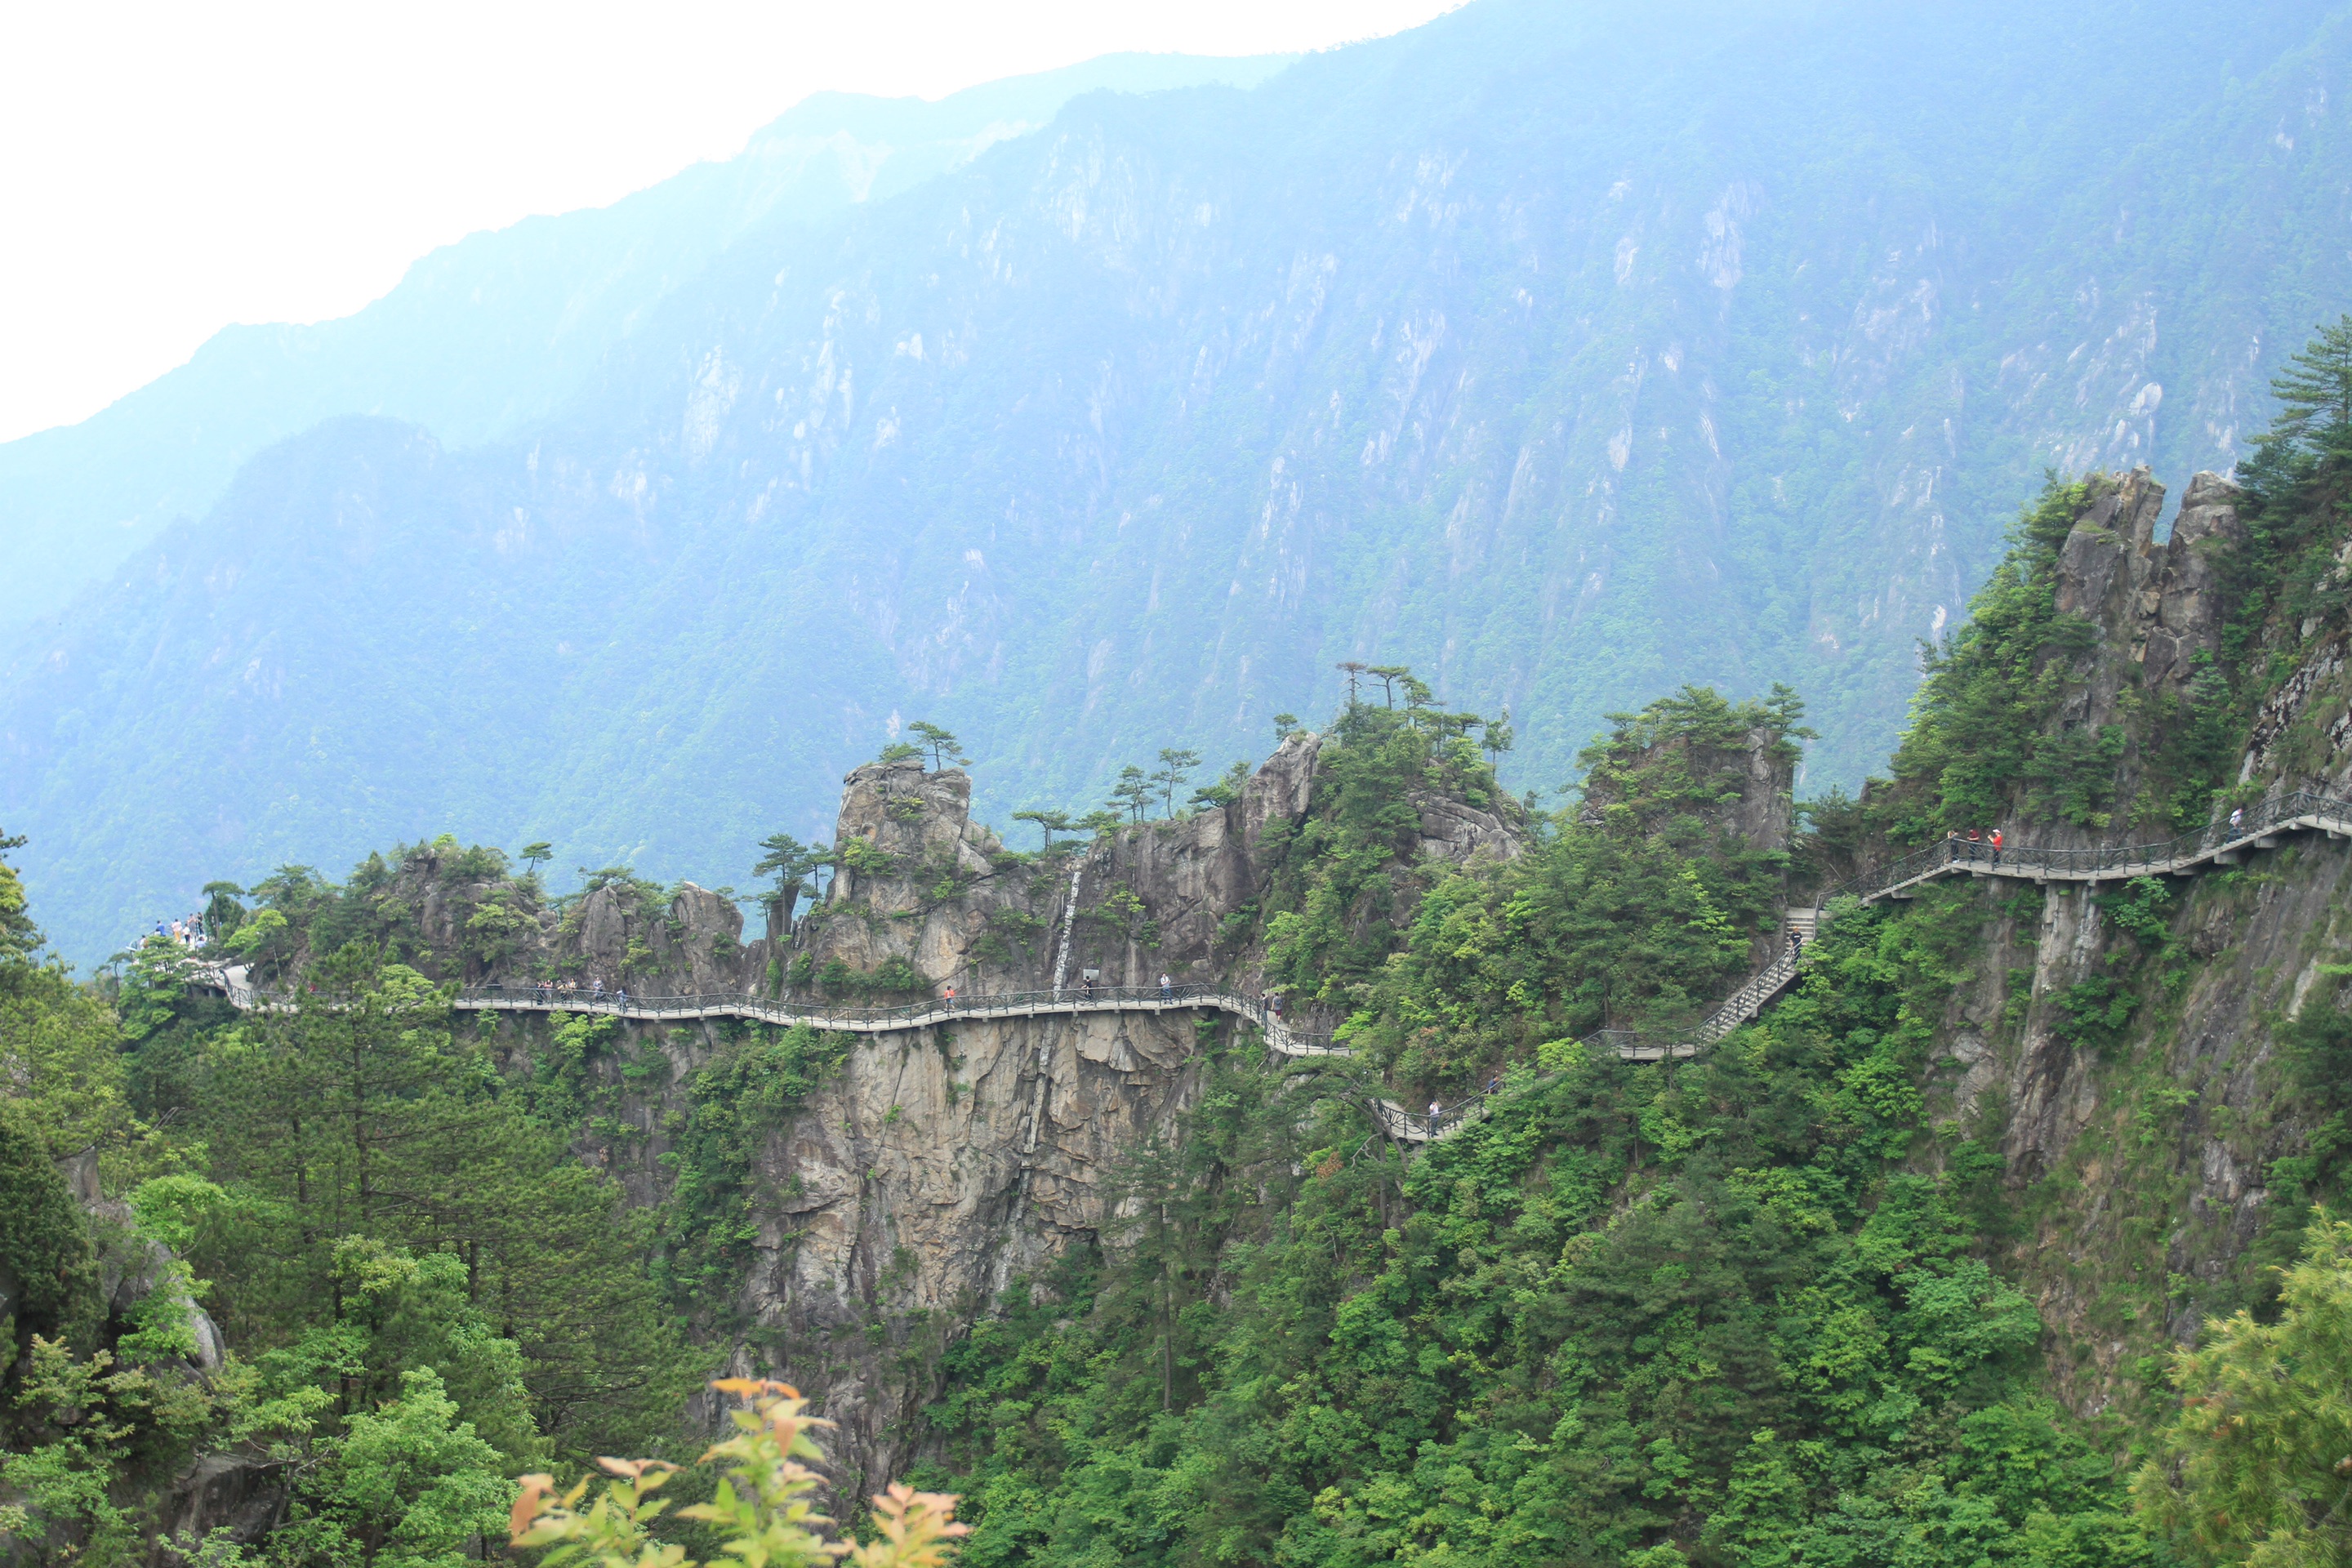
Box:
[191,786,2352,1147]
[457,978,1243,1022]
[1828,789,2352,905]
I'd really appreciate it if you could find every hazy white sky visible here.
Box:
[0,1,1460,445]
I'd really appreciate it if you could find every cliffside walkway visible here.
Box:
[196,786,2352,1143]
[1848,788,2352,902]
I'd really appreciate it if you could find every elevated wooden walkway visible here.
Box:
[192,787,2351,1143]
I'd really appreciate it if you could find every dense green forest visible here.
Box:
[24,325,2352,1566]
[2,668,2345,1568]
[899,335,2352,1568]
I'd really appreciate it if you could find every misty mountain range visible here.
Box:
[6,0,2351,961]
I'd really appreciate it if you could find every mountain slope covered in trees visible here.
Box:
[26,305,2352,1557]
[10,0,2352,964]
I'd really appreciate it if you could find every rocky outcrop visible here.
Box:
[154,1455,291,1562]
[1576,719,1797,855]
[1909,466,2352,1414]
[2041,466,2248,832]
[568,879,746,993]
[800,760,1040,988]
[519,727,1538,1494]
[56,1149,225,1377]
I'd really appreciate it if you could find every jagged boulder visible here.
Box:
[2145,472,2247,690]
[153,1455,291,1562]
[2051,466,2245,716]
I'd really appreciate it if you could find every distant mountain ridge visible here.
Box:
[7,0,2352,964]
[0,50,1297,632]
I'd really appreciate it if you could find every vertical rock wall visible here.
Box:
[1910,466,2352,1415]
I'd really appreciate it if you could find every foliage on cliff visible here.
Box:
[924,877,2158,1566]
[0,838,711,1568]
[920,390,2352,1565]
[2134,1216,2352,1568]
[1262,685,1802,1094]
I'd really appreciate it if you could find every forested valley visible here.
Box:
[23,328,2352,1567]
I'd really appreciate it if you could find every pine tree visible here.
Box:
[906,722,969,772]
[2267,314,2352,455]
[1151,749,1201,817]
[1013,808,1077,852]
[1109,766,1154,824]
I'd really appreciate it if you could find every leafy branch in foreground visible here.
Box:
[2135,1211,2352,1566]
[513,1379,966,1568]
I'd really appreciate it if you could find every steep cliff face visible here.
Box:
[2043,467,2248,833]
[483,728,1526,1494]
[1900,466,2352,1419]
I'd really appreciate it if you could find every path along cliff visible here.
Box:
[173,466,2352,1470]
[269,728,1553,1496]
[81,453,2352,1561]
[1820,465,2352,1420]
[177,702,1802,1498]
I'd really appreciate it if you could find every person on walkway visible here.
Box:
[1428,1099,1442,1137]
[1160,973,1174,1001]
[944,984,956,1010]
[1966,827,1981,858]
[1990,828,2002,867]
[1268,992,1284,1020]
[616,987,628,1009]
[1082,973,1096,996]
[1487,1075,1501,1097]
[2230,805,2244,835]
[1788,923,1805,963]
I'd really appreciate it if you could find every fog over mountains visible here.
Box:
[7,0,2350,960]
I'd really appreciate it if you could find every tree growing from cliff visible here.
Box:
[1012,808,1076,853]
[1109,766,1153,824]
[754,834,822,898]
[907,722,968,773]
[1190,760,1250,811]
[519,842,555,879]
[0,828,38,978]
[2265,313,2352,460]
[1481,711,1515,771]
[1151,749,1201,817]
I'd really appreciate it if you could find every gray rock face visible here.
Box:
[515,728,1538,1495]
[154,1455,291,1563]
[711,1007,1208,1493]
[1576,719,1797,856]
[2050,466,2243,703]
[2039,466,2248,841]
[2146,472,2247,693]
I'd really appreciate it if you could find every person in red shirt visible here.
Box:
[1990,828,2003,868]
